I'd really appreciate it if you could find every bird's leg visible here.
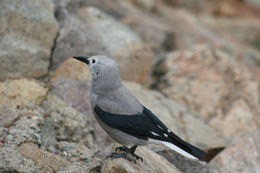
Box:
[107,145,143,163]
[128,145,143,162]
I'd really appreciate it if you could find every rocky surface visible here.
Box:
[0,0,58,80]
[209,130,260,173]
[1,0,260,172]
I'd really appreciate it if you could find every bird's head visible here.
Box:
[73,55,123,93]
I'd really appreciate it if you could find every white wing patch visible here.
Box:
[164,133,168,137]
[148,138,197,160]
[151,131,160,136]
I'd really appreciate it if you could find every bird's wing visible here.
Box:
[94,105,205,160]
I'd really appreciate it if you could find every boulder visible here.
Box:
[102,145,181,173]
[51,57,91,82]
[51,12,109,70]
[209,130,260,173]
[17,143,70,172]
[0,0,58,80]
[0,79,48,107]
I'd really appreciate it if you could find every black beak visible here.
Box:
[73,56,89,64]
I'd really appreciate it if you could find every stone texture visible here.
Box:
[17,143,70,172]
[157,149,208,173]
[0,0,58,80]
[51,11,109,70]
[209,130,260,173]
[43,94,95,147]
[182,113,227,149]
[0,107,21,128]
[49,78,108,150]
[0,79,48,107]
[51,57,91,82]
[209,99,258,139]
[102,145,181,173]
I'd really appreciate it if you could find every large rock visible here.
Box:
[51,57,91,82]
[182,113,227,149]
[102,145,181,173]
[0,0,58,80]
[78,7,154,84]
[209,99,259,139]
[17,143,70,172]
[51,11,109,70]
[209,130,260,173]
[0,79,48,107]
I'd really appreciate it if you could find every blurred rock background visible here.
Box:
[1,0,260,172]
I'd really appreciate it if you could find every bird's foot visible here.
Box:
[106,152,137,164]
[108,145,143,163]
[115,146,129,152]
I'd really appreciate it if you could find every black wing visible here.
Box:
[94,105,205,160]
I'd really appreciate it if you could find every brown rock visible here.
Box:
[0,107,20,128]
[102,146,181,173]
[51,57,91,82]
[209,99,258,139]
[209,130,260,173]
[182,113,227,149]
[18,143,70,172]
[0,79,48,107]
[0,0,58,80]
[157,149,208,173]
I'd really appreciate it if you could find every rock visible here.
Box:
[132,0,156,11]
[209,130,260,173]
[78,7,141,54]
[209,99,258,139]
[182,113,227,149]
[198,15,260,50]
[0,0,58,80]
[57,141,97,162]
[51,12,109,70]
[78,7,154,84]
[51,57,91,82]
[0,146,36,173]
[245,0,260,6]
[157,149,208,173]
[49,78,109,150]
[102,145,181,173]
[0,107,21,128]
[17,143,70,172]
[0,79,48,107]
[58,161,102,173]
[153,47,228,121]
[43,94,94,147]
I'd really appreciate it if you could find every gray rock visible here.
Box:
[51,11,109,70]
[157,149,208,173]
[49,78,108,150]
[0,0,58,80]
[209,130,260,173]
[0,107,21,128]
[43,94,94,147]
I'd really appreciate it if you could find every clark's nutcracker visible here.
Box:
[73,55,205,163]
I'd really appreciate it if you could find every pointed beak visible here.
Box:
[73,56,89,65]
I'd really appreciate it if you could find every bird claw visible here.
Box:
[106,152,137,164]
[107,145,143,163]
[115,146,128,152]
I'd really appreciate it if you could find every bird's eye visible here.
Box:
[92,59,96,64]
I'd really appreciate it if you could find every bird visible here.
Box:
[73,55,206,163]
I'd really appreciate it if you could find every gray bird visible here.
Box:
[73,55,205,163]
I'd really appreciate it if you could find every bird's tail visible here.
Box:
[160,140,206,160]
